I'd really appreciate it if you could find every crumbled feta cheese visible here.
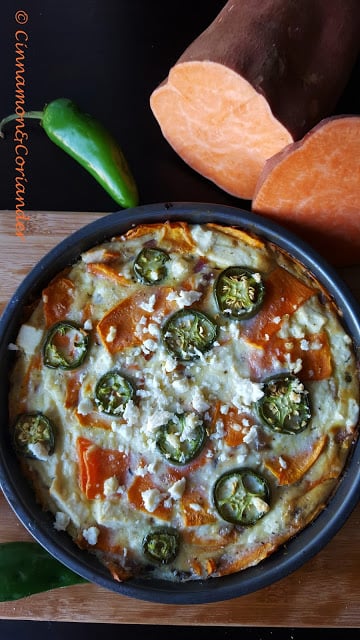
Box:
[141,488,162,512]
[122,399,140,426]
[139,294,156,312]
[83,319,93,331]
[243,425,260,447]
[77,397,94,416]
[105,325,117,343]
[191,387,210,413]
[145,410,173,433]
[181,412,204,440]
[82,526,99,545]
[103,476,119,496]
[168,477,186,500]
[188,503,202,512]
[27,441,49,461]
[252,497,270,514]
[210,419,225,440]
[147,323,161,338]
[54,511,70,531]
[166,289,202,308]
[163,356,177,372]
[168,256,189,278]
[236,446,248,464]
[232,378,264,406]
[279,456,288,469]
[190,225,213,251]
[141,339,158,354]
[134,465,147,477]
[147,460,161,474]
[310,340,322,350]
[284,353,303,374]
[172,378,190,393]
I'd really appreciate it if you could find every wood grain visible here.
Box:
[0,210,359,626]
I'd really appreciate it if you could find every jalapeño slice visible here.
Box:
[157,413,206,465]
[215,266,265,320]
[162,309,217,361]
[43,321,88,370]
[257,374,311,434]
[95,370,134,416]
[143,527,180,565]
[214,468,270,526]
[13,412,55,459]
[133,247,170,285]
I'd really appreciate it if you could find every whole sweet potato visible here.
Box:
[150,0,360,199]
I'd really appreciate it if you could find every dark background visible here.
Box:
[0,622,360,640]
[0,0,359,636]
[0,0,238,213]
[0,0,358,214]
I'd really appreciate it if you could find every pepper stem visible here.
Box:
[0,110,44,139]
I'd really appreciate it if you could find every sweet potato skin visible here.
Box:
[175,0,360,139]
[252,115,360,266]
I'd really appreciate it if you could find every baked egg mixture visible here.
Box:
[8,221,359,582]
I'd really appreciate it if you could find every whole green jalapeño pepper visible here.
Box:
[0,542,87,601]
[0,98,139,209]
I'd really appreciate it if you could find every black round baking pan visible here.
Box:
[0,202,359,604]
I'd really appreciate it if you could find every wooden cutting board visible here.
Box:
[0,210,359,626]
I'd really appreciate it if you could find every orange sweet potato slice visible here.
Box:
[75,411,115,430]
[86,263,132,286]
[264,435,327,486]
[97,286,177,354]
[205,223,265,249]
[210,400,255,447]
[124,221,196,253]
[223,409,256,447]
[77,437,129,499]
[253,116,360,266]
[77,437,92,495]
[42,276,75,327]
[17,353,42,413]
[243,266,315,344]
[265,332,332,381]
[64,374,82,409]
[127,474,173,521]
[218,541,277,577]
[180,489,217,527]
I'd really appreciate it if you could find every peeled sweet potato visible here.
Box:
[150,0,360,200]
[252,115,360,266]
